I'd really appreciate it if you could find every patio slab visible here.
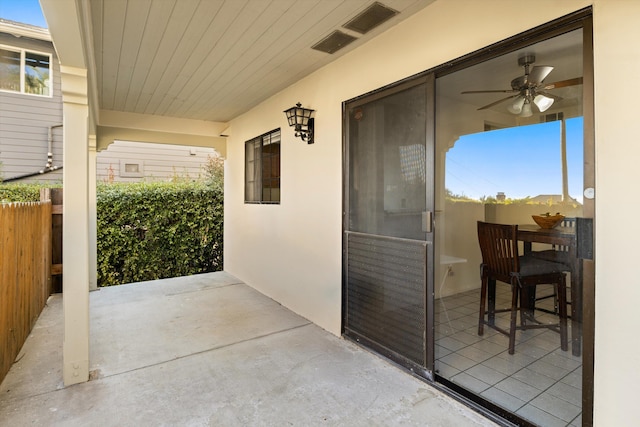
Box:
[0,272,498,426]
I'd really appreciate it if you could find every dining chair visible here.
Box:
[530,217,576,315]
[477,221,568,354]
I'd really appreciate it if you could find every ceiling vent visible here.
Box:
[343,2,399,34]
[311,30,357,54]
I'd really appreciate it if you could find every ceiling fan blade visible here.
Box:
[542,77,583,90]
[462,89,516,94]
[477,94,520,110]
[528,65,554,84]
[536,91,563,101]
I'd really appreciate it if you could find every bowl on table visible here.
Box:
[532,213,565,229]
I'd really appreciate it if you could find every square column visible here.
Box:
[60,65,90,386]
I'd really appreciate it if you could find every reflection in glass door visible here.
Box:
[433,27,588,426]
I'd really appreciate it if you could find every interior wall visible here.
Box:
[225,1,639,424]
[436,200,484,298]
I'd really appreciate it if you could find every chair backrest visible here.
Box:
[477,221,520,279]
[555,217,576,251]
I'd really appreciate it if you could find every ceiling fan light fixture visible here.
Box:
[534,94,554,112]
[520,100,533,117]
[507,96,525,114]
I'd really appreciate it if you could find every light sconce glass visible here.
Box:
[533,94,554,112]
[520,99,533,117]
[507,96,526,115]
[284,102,315,144]
[507,93,554,117]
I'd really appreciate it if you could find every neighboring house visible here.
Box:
[0,19,63,183]
[0,20,217,185]
[96,140,217,183]
[35,1,640,426]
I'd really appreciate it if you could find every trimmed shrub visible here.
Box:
[0,182,62,202]
[97,181,223,286]
[2,179,223,287]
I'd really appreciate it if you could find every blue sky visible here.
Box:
[446,118,584,202]
[0,0,47,27]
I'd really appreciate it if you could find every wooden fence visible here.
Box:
[42,188,63,293]
[0,200,52,385]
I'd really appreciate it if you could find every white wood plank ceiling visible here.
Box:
[89,0,435,123]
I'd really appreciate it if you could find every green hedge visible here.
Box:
[2,178,223,287]
[0,182,62,202]
[97,181,223,286]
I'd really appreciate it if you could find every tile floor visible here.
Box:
[435,285,582,427]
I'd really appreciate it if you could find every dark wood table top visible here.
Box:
[518,224,575,245]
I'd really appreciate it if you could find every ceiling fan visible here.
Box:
[461,54,583,117]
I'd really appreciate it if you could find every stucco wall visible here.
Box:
[591,1,640,426]
[225,0,593,335]
[225,1,640,424]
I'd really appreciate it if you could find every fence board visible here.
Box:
[41,188,62,292]
[0,201,52,385]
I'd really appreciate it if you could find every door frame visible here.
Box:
[341,7,594,426]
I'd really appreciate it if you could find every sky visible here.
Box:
[445,118,584,202]
[0,0,47,28]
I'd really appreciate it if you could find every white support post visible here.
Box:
[61,65,90,386]
[89,134,98,291]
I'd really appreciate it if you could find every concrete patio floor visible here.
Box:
[0,272,499,426]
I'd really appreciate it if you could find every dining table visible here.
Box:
[517,224,582,357]
[485,224,582,356]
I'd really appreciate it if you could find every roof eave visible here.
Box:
[0,19,51,42]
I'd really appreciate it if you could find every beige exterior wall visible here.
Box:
[225,0,593,338]
[225,0,640,424]
[591,1,640,425]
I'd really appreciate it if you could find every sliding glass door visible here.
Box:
[433,22,592,427]
[343,11,593,426]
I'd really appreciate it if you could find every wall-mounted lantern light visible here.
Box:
[283,102,315,144]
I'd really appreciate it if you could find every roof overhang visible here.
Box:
[0,19,51,41]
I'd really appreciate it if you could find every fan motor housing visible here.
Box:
[517,54,536,67]
[511,76,527,90]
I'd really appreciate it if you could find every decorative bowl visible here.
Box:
[532,213,565,229]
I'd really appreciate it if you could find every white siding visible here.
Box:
[0,32,63,183]
[96,140,218,183]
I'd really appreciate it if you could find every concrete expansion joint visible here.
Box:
[91,322,314,382]
[163,281,244,297]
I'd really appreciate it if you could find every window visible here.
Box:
[119,160,144,178]
[0,45,52,96]
[245,129,281,204]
